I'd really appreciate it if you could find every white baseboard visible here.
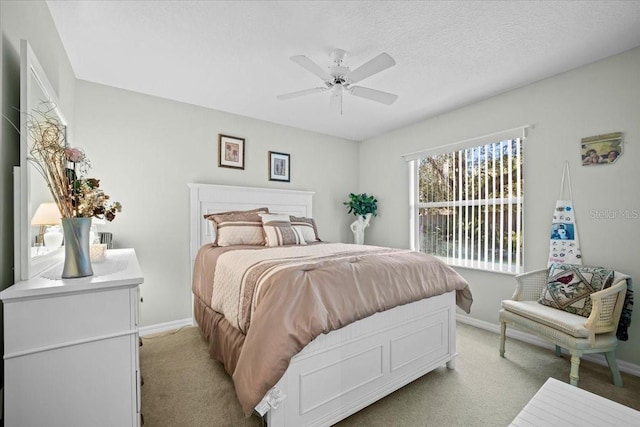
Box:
[139,318,193,337]
[138,315,640,378]
[456,314,640,378]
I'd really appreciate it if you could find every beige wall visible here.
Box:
[74,81,359,326]
[359,47,640,366]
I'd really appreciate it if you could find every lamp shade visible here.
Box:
[31,203,62,226]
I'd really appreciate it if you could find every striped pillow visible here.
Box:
[207,208,269,246]
[261,213,306,247]
[289,216,321,242]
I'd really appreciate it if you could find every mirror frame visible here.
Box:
[14,39,66,282]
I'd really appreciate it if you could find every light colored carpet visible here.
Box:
[140,323,640,426]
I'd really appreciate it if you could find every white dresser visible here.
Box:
[1,248,144,427]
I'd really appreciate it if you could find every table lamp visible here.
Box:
[31,202,63,249]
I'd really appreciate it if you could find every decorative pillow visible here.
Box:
[207,208,270,246]
[289,216,321,242]
[261,213,306,247]
[538,263,614,317]
[203,206,269,220]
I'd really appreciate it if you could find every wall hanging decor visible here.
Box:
[548,162,582,267]
[581,132,623,165]
[218,134,245,169]
[268,151,290,182]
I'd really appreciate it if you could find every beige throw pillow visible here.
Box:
[206,208,269,246]
[261,213,306,247]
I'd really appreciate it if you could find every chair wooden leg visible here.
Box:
[555,345,562,357]
[605,351,623,387]
[569,354,581,386]
[499,322,506,357]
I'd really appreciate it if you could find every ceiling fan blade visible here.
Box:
[347,52,396,83]
[290,55,331,81]
[349,86,398,105]
[277,87,328,101]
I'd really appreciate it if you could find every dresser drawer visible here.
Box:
[4,334,137,427]
[4,287,135,355]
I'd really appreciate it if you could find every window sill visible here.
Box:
[434,256,521,276]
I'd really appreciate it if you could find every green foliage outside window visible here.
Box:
[417,139,523,267]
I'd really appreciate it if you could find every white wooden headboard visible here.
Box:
[188,183,314,263]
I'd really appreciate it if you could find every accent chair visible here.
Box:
[499,266,629,387]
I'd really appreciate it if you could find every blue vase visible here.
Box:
[62,217,94,278]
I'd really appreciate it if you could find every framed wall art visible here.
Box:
[218,134,245,169]
[581,132,623,166]
[268,151,290,182]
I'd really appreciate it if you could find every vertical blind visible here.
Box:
[403,126,528,274]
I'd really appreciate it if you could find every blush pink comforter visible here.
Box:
[192,243,472,415]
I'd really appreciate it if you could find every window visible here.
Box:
[404,127,526,274]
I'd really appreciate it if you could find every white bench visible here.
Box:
[510,377,640,426]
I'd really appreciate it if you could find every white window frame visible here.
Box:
[403,126,529,274]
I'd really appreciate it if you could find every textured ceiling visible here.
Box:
[46,0,640,141]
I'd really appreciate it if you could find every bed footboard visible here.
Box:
[264,291,457,427]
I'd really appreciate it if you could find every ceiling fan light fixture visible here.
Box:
[330,65,350,79]
[278,48,398,109]
[330,48,347,64]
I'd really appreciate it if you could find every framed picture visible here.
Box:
[218,134,245,169]
[581,132,623,166]
[268,151,290,182]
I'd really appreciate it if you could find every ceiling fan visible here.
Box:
[277,49,398,113]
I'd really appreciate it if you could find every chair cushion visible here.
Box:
[538,264,614,317]
[501,300,590,338]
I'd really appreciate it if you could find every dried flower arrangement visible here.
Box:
[19,103,121,221]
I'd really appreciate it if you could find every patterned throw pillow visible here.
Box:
[538,263,614,317]
[207,208,270,246]
[261,213,306,247]
[289,216,321,242]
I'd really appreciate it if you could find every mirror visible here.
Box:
[14,39,67,282]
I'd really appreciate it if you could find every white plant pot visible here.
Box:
[350,213,372,245]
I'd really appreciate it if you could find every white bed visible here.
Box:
[188,183,459,426]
